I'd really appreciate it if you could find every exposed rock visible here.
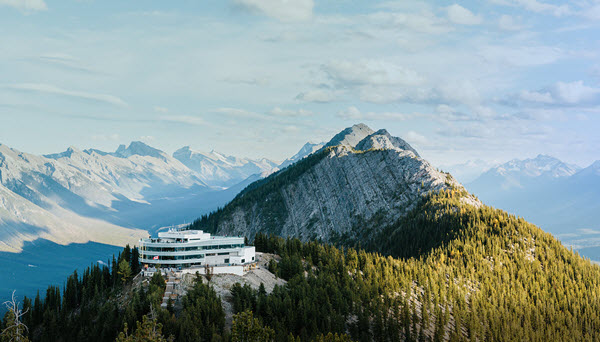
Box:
[322,123,374,149]
[355,129,420,157]
[193,124,480,243]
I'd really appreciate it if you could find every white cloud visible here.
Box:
[368,11,451,34]
[37,53,98,74]
[7,83,127,107]
[91,133,120,142]
[269,107,313,117]
[233,0,313,22]
[336,106,415,121]
[295,89,338,103]
[337,106,362,120]
[405,131,428,145]
[215,107,259,119]
[519,90,554,104]
[509,81,600,107]
[584,4,600,20]
[553,81,600,104]
[498,15,524,30]
[321,59,424,87]
[214,107,314,126]
[282,125,300,133]
[490,0,569,17]
[0,0,46,11]
[439,80,482,106]
[160,115,205,126]
[446,4,482,25]
[154,106,169,113]
[435,104,481,121]
[479,45,563,67]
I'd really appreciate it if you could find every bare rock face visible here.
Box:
[194,124,479,243]
[355,129,420,157]
[323,123,375,149]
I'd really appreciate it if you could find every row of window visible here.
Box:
[141,251,237,261]
[142,254,205,261]
[140,244,244,252]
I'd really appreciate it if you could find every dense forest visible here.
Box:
[3,189,600,341]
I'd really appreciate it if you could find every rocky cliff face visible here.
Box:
[191,124,479,242]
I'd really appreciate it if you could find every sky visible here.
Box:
[0,0,599,169]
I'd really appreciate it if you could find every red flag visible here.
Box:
[153,256,159,260]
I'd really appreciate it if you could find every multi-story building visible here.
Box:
[139,229,255,269]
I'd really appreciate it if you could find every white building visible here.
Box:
[139,229,255,269]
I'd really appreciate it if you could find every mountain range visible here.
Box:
[467,154,600,251]
[4,123,600,341]
[0,139,323,253]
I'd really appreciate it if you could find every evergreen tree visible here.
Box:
[231,310,274,342]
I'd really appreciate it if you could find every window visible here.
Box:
[224,258,230,264]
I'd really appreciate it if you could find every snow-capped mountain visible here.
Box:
[467,156,599,238]
[0,141,217,252]
[469,154,580,191]
[173,147,279,188]
[1,138,344,253]
[278,142,324,169]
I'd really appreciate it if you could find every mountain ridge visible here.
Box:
[189,124,479,244]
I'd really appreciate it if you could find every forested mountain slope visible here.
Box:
[12,189,600,341]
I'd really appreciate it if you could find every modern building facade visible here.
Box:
[139,229,255,269]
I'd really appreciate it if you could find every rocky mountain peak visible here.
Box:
[115,141,167,161]
[44,146,81,159]
[279,142,325,169]
[189,123,478,244]
[83,148,110,156]
[323,123,375,149]
[173,146,193,159]
[355,129,420,157]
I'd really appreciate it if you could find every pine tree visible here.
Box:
[116,315,172,342]
[118,259,132,285]
[231,310,274,342]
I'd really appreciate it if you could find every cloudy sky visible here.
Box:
[1,0,599,169]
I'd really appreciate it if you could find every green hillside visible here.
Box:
[6,189,600,341]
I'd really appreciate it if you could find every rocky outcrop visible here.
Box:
[323,123,374,149]
[355,129,420,157]
[191,124,478,243]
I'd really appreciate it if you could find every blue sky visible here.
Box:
[1,0,599,168]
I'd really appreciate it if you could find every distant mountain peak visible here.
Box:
[173,146,193,158]
[279,142,325,169]
[44,146,82,159]
[469,154,582,192]
[115,141,167,160]
[173,146,278,188]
